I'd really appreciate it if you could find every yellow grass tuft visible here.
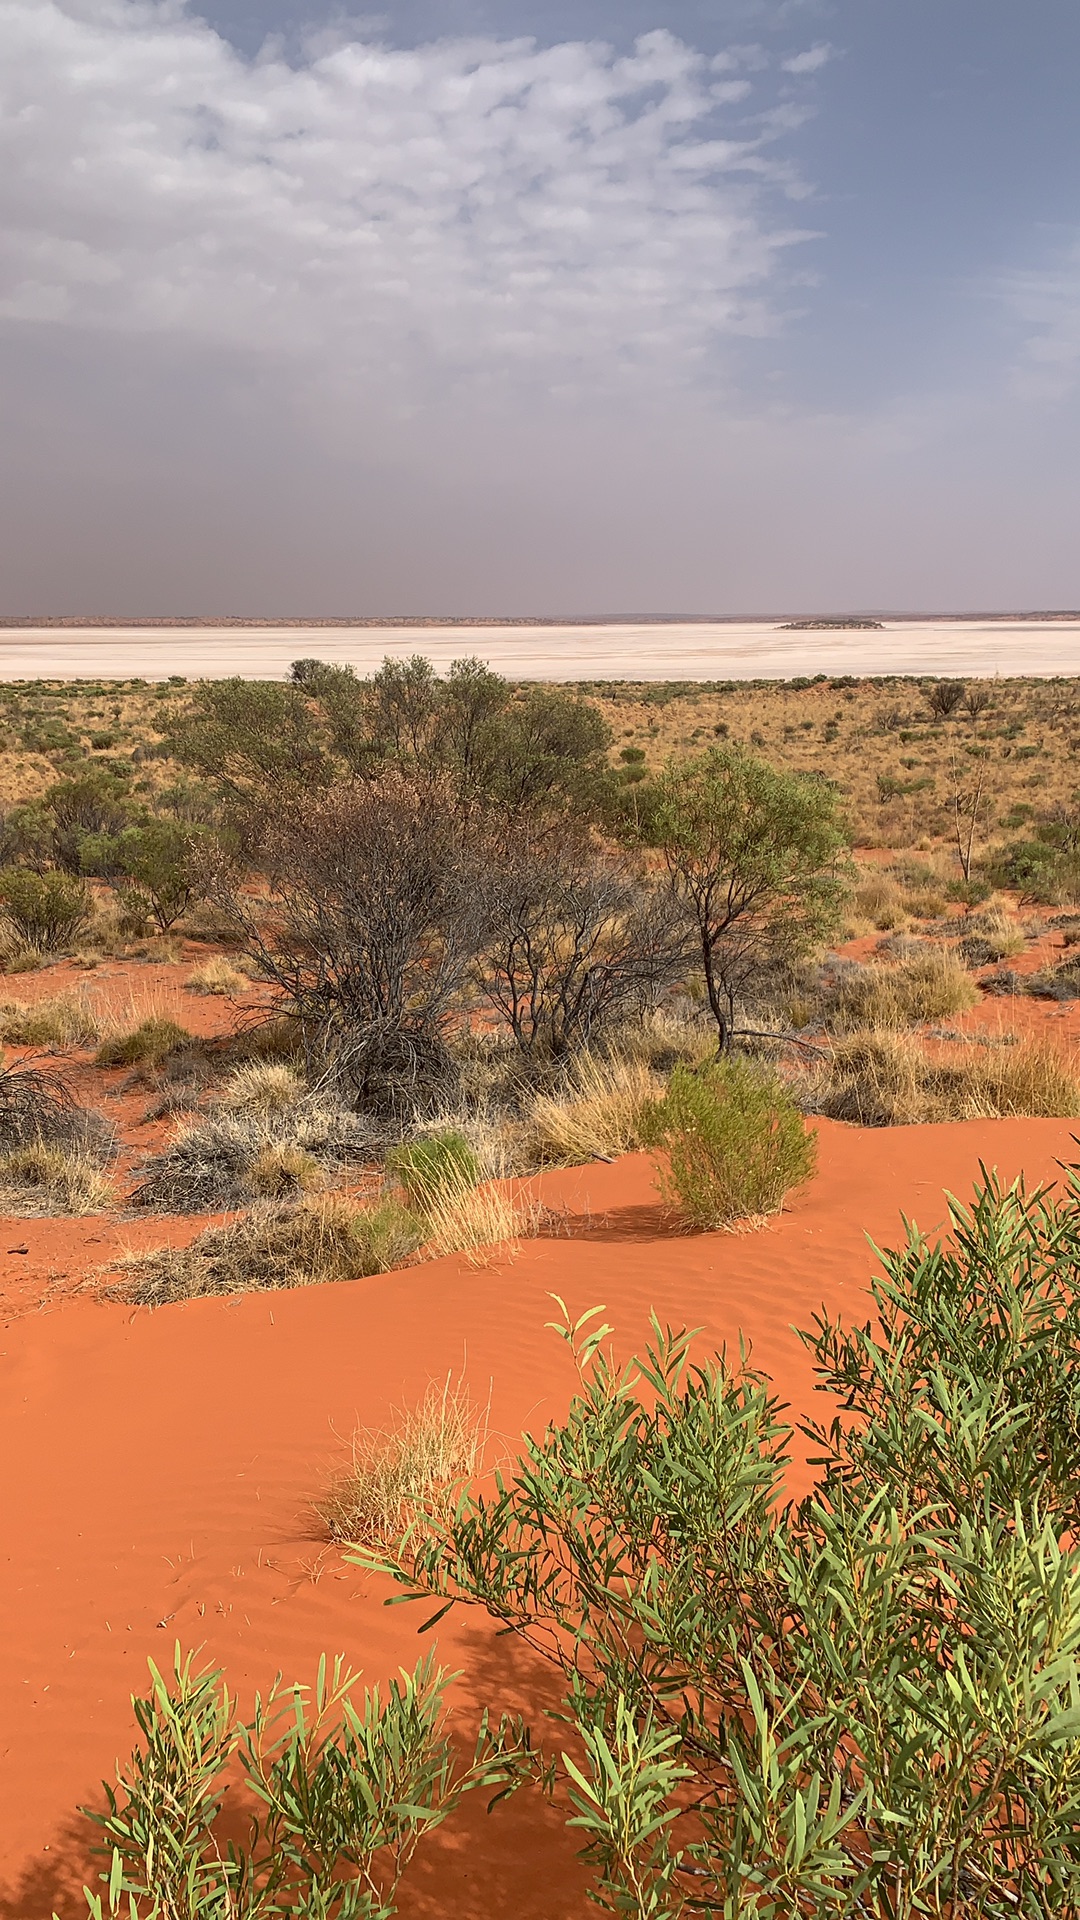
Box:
[218,1062,307,1113]
[0,991,101,1048]
[187,957,251,996]
[832,951,979,1030]
[314,1377,486,1548]
[0,1141,112,1214]
[524,1053,664,1167]
[418,1164,540,1263]
[806,1030,1080,1126]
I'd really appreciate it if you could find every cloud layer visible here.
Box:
[1,0,816,397]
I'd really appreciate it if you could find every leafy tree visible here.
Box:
[644,747,848,1052]
[371,1171,1080,1918]
[80,820,201,932]
[170,678,334,814]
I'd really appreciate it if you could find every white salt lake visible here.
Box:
[1,618,1078,682]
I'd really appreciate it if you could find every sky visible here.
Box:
[1,0,1079,617]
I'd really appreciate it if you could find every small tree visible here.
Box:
[927,679,966,719]
[647,748,847,1052]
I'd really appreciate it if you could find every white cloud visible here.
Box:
[781,43,833,74]
[0,0,818,400]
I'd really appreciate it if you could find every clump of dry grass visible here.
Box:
[0,992,100,1048]
[96,1016,192,1068]
[114,1196,423,1304]
[217,1062,307,1113]
[802,1030,1080,1125]
[130,1102,378,1212]
[957,906,1026,967]
[418,1164,541,1263]
[524,1054,664,1167]
[0,1141,112,1214]
[853,875,906,931]
[186,957,251,997]
[830,951,979,1031]
[314,1377,486,1547]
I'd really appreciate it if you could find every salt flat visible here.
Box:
[0,618,1078,681]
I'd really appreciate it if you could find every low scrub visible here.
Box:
[524,1053,663,1167]
[852,873,905,929]
[0,866,90,950]
[115,1196,423,1303]
[643,1057,816,1229]
[0,991,100,1047]
[370,1174,1080,1915]
[81,1646,524,1920]
[804,1028,1080,1124]
[386,1127,480,1206]
[130,1103,377,1212]
[96,1015,192,1067]
[956,904,1026,968]
[315,1378,485,1548]
[186,956,251,996]
[830,949,979,1029]
[0,1140,112,1214]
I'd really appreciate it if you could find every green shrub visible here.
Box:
[373,1172,1080,1916]
[80,1647,525,1920]
[0,866,90,949]
[643,1057,816,1227]
[386,1127,480,1206]
[96,1016,192,1067]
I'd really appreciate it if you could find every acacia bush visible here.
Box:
[643,1057,816,1227]
[0,865,91,949]
[372,1173,1080,1917]
[81,1649,526,1920]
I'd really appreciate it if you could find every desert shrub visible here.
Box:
[0,991,99,1047]
[115,1197,423,1303]
[987,836,1080,903]
[372,1174,1080,1916]
[186,956,250,996]
[902,886,947,918]
[804,1029,1080,1124]
[316,1378,485,1547]
[830,950,979,1029]
[81,1646,525,1920]
[96,1016,192,1068]
[642,1057,816,1228]
[926,676,966,717]
[386,1127,480,1207]
[956,905,1025,967]
[0,1140,111,1214]
[524,1053,663,1167]
[0,866,90,949]
[130,1104,377,1212]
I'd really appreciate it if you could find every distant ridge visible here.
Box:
[2,613,1080,629]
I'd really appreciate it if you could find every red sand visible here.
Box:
[2,1118,1079,1915]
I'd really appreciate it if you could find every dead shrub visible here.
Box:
[113,1196,424,1304]
[129,1103,379,1213]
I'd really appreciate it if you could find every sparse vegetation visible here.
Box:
[96,1016,192,1068]
[523,1053,663,1166]
[115,1197,423,1303]
[830,949,979,1029]
[370,1174,1080,1915]
[186,956,250,995]
[129,1104,377,1212]
[0,1140,111,1214]
[803,1029,1080,1124]
[643,1057,816,1228]
[0,990,99,1047]
[315,1377,485,1547]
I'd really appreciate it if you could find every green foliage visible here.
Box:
[371,1172,1080,1918]
[96,1017,192,1067]
[387,1127,480,1207]
[642,1058,816,1227]
[81,819,201,930]
[641,746,849,1050]
[988,835,1080,904]
[0,865,90,949]
[81,1646,528,1920]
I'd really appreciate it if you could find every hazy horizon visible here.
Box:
[3,1,1079,617]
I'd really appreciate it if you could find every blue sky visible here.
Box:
[1,0,1078,615]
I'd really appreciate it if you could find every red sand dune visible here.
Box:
[2,1117,1080,1915]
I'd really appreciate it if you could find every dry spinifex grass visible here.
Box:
[314,1377,488,1549]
